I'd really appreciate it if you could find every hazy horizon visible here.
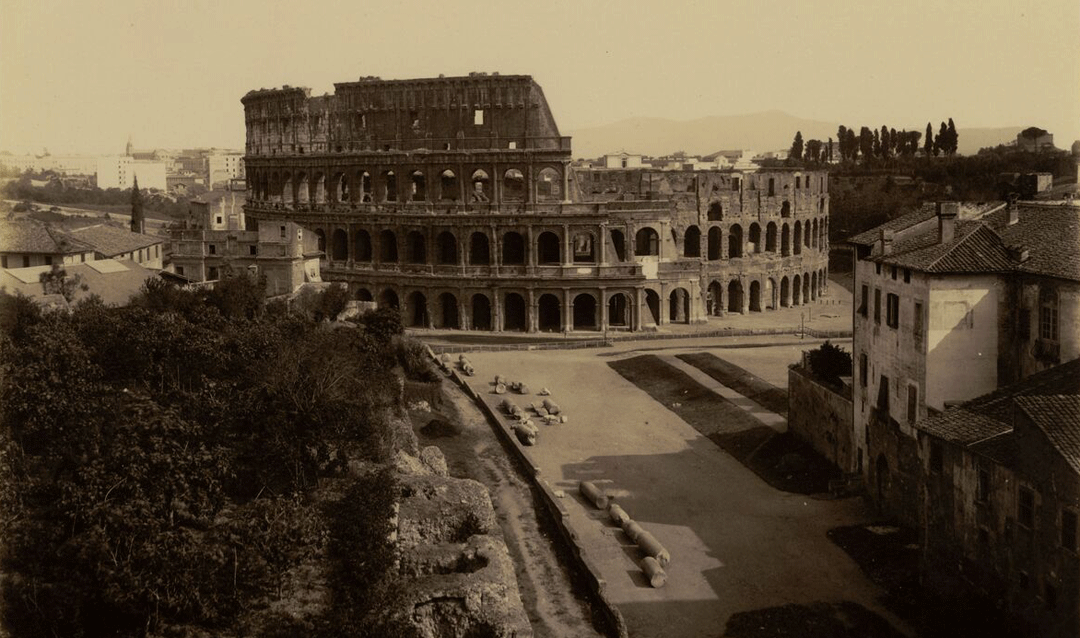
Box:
[2,0,1078,156]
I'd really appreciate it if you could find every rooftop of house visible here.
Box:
[68,224,162,257]
[0,219,95,255]
[0,259,160,306]
[916,358,1080,469]
[849,201,1080,282]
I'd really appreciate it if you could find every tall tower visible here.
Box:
[130,175,145,234]
[125,136,134,157]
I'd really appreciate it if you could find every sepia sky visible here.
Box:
[1,0,1077,155]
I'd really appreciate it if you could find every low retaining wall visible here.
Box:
[443,365,630,638]
[788,365,855,473]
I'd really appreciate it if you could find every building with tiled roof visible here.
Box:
[0,219,97,269]
[841,199,1080,526]
[68,224,163,269]
[915,359,1080,637]
[0,258,161,306]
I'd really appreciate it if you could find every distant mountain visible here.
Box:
[565,112,1024,159]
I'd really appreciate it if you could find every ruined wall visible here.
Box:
[788,365,855,472]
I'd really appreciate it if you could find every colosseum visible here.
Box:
[241,73,829,332]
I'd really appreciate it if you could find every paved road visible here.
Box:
[463,336,907,638]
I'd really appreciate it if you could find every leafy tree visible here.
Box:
[858,127,874,161]
[806,340,853,387]
[39,264,88,302]
[946,118,959,155]
[880,126,891,159]
[872,129,881,158]
[790,131,804,162]
[837,126,848,160]
[846,128,859,161]
[936,121,948,156]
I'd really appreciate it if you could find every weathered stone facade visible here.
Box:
[788,364,855,473]
[241,74,830,332]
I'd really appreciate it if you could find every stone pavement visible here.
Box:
[461,336,908,638]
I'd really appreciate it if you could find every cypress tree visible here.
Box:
[946,118,958,154]
[131,175,145,234]
[924,122,934,156]
[790,131,804,161]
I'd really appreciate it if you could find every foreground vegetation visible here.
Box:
[0,278,433,636]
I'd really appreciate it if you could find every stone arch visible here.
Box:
[781,200,791,217]
[405,230,427,264]
[728,224,743,258]
[380,288,399,309]
[269,171,280,202]
[355,287,373,302]
[407,291,428,327]
[684,225,701,258]
[503,168,525,201]
[804,222,812,249]
[281,171,293,204]
[537,231,561,264]
[766,278,777,310]
[410,170,427,201]
[803,271,811,301]
[469,232,490,265]
[727,280,744,313]
[610,229,626,262]
[331,228,348,261]
[573,293,598,330]
[354,229,372,262]
[331,171,348,203]
[793,221,803,255]
[811,219,819,249]
[748,223,762,254]
[607,292,631,327]
[471,293,492,330]
[296,171,309,203]
[707,280,723,316]
[536,167,561,202]
[749,280,761,312]
[780,276,790,307]
[357,170,373,202]
[766,222,777,253]
[538,293,561,332]
[707,201,722,221]
[314,228,326,253]
[708,226,721,260]
[436,231,457,265]
[811,272,818,301]
[635,227,659,256]
[379,229,398,263]
[571,231,595,263]
[668,287,690,323]
[503,292,526,331]
[793,274,802,305]
[439,169,458,201]
[781,223,791,257]
[644,289,661,326]
[381,170,397,202]
[312,172,326,204]
[470,169,491,203]
[502,231,526,265]
[437,292,459,329]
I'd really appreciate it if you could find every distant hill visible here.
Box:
[566,112,1024,159]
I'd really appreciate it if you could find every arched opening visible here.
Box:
[502,232,525,265]
[296,172,309,203]
[410,170,426,201]
[793,275,802,305]
[684,226,701,258]
[536,167,561,202]
[281,173,293,204]
[470,169,491,203]
[537,232,561,265]
[610,229,626,261]
[748,223,761,254]
[436,231,457,265]
[440,170,458,201]
[572,232,594,263]
[332,172,347,203]
[804,222,812,249]
[766,278,777,310]
[313,173,326,204]
[668,288,689,323]
[793,221,802,255]
[538,294,561,332]
[354,229,372,262]
[766,222,777,253]
[503,293,526,331]
[781,200,791,217]
[358,171,372,202]
[644,290,661,326]
[331,229,348,261]
[635,227,659,256]
[405,230,426,264]
[780,276,790,307]
[803,272,811,302]
[707,202,722,221]
[573,293,598,330]
[811,219,819,249]
[381,170,397,202]
[314,229,326,253]
[407,291,428,327]
[782,224,791,257]
[469,232,490,265]
[749,280,761,312]
[379,230,398,263]
[708,227,721,260]
[727,280,743,313]
[437,292,459,329]
[768,177,775,196]
[811,272,818,301]
[728,224,743,258]
[503,169,525,201]
[355,288,373,302]
[608,293,630,327]
[471,294,492,330]
[708,280,723,316]
[380,288,399,310]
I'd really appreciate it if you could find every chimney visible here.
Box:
[1009,244,1030,263]
[937,201,959,244]
[880,229,894,255]
[1007,193,1020,225]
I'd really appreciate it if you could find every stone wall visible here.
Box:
[788,364,855,473]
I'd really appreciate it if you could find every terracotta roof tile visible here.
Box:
[68,224,161,257]
[1015,395,1080,474]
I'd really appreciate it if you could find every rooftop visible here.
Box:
[68,224,162,257]
[0,219,95,255]
[0,259,159,306]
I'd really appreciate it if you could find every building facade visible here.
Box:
[240,74,830,332]
[95,156,168,191]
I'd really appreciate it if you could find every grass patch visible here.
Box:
[675,353,789,417]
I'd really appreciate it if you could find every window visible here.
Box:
[81,253,86,262]
[887,293,900,328]
[768,178,775,196]
[859,353,868,387]
[1063,510,1078,551]
[1040,288,1059,341]
[796,176,801,189]
[209,244,216,255]
[208,266,219,280]
[44,256,52,266]
[249,245,257,256]
[175,266,184,276]
[858,284,869,317]
[875,262,882,275]
[0,256,6,268]
[874,288,881,324]
[473,109,484,125]
[977,469,990,503]
[903,268,911,283]
[914,301,924,341]
[508,141,517,149]
[907,385,918,423]
[280,225,287,239]
[891,265,897,280]
[1018,487,1035,529]
[930,441,943,473]
[877,375,890,411]
[22,256,30,267]
[216,216,223,225]
[731,178,740,191]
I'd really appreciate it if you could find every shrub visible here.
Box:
[395,336,438,382]
[806,340,852,387]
